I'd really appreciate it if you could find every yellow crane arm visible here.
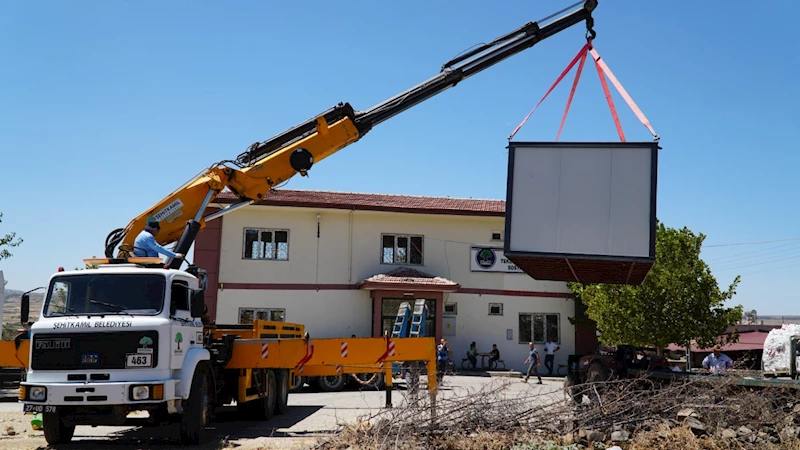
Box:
[104,0,598,268]
[106,114,361,264]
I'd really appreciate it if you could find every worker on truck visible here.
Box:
[702,345,734,375]
[133,219,185,261]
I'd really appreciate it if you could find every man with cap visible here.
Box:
[701,344,733,375]
[133,219,184,262]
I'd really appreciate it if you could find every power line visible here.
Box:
[704,237,800,248]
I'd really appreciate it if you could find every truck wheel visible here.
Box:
[42,412,75,445]
[180,365,211,445]
[587,362,611,383]
[251,369,277,420]
[274,369,289,414]
[318,374,346,392]
[563,372,583,404]
[288,373,304,393]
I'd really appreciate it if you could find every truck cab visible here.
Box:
[19,258,209,445]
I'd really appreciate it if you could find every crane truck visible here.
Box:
[2,1,599,446]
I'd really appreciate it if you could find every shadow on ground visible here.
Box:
[26,405,325,450]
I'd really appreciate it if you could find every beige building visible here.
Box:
[195,189,597,373]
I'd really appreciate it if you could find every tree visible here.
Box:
[0,212,22,286]
[568,220,743,353]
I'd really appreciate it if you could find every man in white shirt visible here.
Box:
[702,345,734,375]
[543,338,560,376]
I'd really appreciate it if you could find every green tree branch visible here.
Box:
[568,220,743,354]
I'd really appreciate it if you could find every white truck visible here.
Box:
[18,258,236,445]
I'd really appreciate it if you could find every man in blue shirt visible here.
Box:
[436,338,451,382]
[133,220,184,262]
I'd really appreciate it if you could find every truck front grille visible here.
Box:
[31,331,159,371]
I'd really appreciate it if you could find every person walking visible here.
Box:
[523,342,542,384]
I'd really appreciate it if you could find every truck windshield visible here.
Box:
[42,273,166,317]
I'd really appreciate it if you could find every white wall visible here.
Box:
[216,289,373,339]
[442,292,574,373]
[215,205,571,293]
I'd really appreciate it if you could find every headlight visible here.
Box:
[132,386,150,400]
[29,386,46,401]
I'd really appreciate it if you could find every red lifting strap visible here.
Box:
[508,41,659,142]
[508,41,592,140]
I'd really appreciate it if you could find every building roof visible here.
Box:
[214,189,505,217]
[357,267,460,292]
[666,329,773,353]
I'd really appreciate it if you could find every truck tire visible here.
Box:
[318,374,346,392]
[43,412,75,446]
[288,373,304,393]
[252,369,276,420]
[275,369,290,414]
[180,365,212,445]
[587,362,611,383]
[563,372,583,404]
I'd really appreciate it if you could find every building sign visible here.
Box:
[470,247,523,273]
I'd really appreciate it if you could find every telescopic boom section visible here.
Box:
[104,0,597,266]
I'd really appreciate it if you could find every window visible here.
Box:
[489,303,503,315]
[243,228,289,260]
[381,234,423,265]
[519,313,560,344]
[42,274,166,317]
[171,280,190,311]
[238,308,286,324]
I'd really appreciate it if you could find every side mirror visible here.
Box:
[21,294,30,324]
[190,291,205,318]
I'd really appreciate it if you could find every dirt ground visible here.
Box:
[0,410,322,450]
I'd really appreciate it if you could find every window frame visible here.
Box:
[238,307,286,324]
[242,227,290,261]
[380,233,424,266]
[488,303,503,316]
[518,312,561,344]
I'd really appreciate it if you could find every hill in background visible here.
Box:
[3,290,44,340]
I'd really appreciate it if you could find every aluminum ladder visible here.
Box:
[391,301,412,338]
[408,299,428,337]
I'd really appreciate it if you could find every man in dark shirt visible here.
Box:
[523,342,543,384]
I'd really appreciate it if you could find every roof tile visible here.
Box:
[215,189,505,216]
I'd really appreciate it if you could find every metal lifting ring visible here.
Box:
[586,28,596,41]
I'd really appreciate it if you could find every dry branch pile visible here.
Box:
[317,374,800,450]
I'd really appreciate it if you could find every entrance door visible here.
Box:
[380,298,436,338]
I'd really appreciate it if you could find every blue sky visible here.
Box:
[0,1,797,315]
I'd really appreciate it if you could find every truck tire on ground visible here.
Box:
[563,372,583,404]
[587,362,611,383]
[180,364,212,445]
[42,412,75,446]
[251,369,277,420]
[318,374,346,392]
[274,369,289,414]
[288,373,304,393]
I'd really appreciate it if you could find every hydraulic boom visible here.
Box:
[104,0,598,268]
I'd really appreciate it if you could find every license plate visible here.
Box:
[125,353,152,368]
[23,404,56,414]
